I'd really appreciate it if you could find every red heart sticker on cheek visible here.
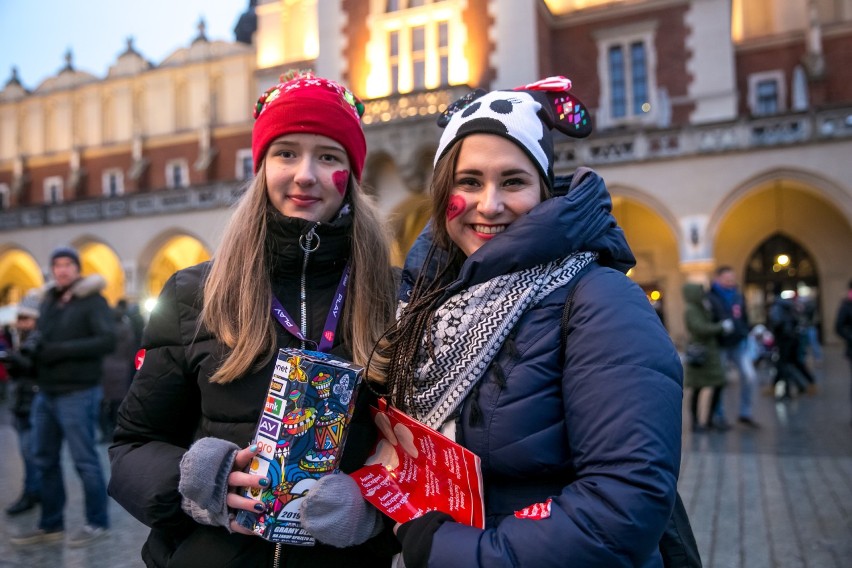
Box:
[332,170,349,196]
[447,195,465,220]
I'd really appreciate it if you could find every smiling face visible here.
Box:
[445,134,543,256]
[263,133,351,222]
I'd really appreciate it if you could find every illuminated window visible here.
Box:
[165,159,189,189]
[389,31,400,92]
[102,168,124,197]
[411,26,426,90]
[438,21,449,86]
[44,176,64,205]
[386,0,428,11]
[367,0,465,97]
[595,22,657,128]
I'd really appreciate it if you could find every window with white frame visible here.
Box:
[102,168,125,197]
[748,71,785,116]
[165,159,189,189]
[43,176,64,205]
[0,183,9,210]
[366,0,465,98]
[236,149,254,180]
[595,21,658,128]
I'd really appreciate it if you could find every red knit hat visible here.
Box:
[252,71,367,181]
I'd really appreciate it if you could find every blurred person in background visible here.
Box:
[683,282,731,432]
[99,304,137,444]
[2,290,43,516]
[10,246,116,548]
[834,279,852,426]
[707,266,760,428]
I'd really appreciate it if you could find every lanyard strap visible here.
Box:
[270,263,350,353]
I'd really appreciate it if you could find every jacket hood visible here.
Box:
[682,282,706,305]
[47,274,107,299]
[400,168,635,299]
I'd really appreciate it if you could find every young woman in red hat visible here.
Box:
[109,72,398,567]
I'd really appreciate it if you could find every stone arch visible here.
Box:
[138,229,212,302]
[708,169,852,334]
[74,237,126,306]
[608,185,685,342]
[0,245,45,306]
[707,167,852,242]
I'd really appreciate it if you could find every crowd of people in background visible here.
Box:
[681,265,838,434]
[0,246,145,548]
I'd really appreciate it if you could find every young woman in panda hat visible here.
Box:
[374,77,686,567]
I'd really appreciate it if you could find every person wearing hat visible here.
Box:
[369,77,685,566]
[108,72,398,567]
[3,290,43,516]
[11,246,117,547]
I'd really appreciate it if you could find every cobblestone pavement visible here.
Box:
[0,347,849,567]
[680,345,852,568]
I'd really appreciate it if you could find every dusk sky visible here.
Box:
[0,0,248,90]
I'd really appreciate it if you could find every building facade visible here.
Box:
[1,0,850,345]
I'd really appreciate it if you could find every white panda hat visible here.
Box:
[434,76,592,191]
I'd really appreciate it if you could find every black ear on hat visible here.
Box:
[437,89,488,128]
[526,89,593,139]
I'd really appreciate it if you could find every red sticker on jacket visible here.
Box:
[514,498,552,520]
[323,330,335,343]
[135,349,146,370]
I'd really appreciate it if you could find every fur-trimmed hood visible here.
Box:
[46,274,107,299]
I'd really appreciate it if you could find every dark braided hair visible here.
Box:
[378,242,464,411]
[371,143,467,411]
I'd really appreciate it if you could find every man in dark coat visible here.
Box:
[835,279,852,425]
[10,246,116,548]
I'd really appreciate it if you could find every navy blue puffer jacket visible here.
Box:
[398,169,683,567]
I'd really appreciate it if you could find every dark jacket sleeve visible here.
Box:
[685,305,724,340]
[108,271,201,533]
[427,269,683,567]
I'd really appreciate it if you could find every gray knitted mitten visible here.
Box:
[178,437,240,529]
[299,472,383,548]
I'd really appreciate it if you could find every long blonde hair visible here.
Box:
[202,164,397,384]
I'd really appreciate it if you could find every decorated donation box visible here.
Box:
[352,400,485,529]
[236,348,362,545]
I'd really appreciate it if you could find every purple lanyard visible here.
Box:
[270,263,350,353]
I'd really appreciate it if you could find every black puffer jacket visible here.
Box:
[109,212,395,568]
[36,275,116,395]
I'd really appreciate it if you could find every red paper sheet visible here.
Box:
[352,400,485,528]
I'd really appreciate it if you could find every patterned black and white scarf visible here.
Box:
[406,251,597,430]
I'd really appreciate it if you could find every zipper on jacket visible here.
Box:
[273,543,282,568]
[298,224,320,348]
